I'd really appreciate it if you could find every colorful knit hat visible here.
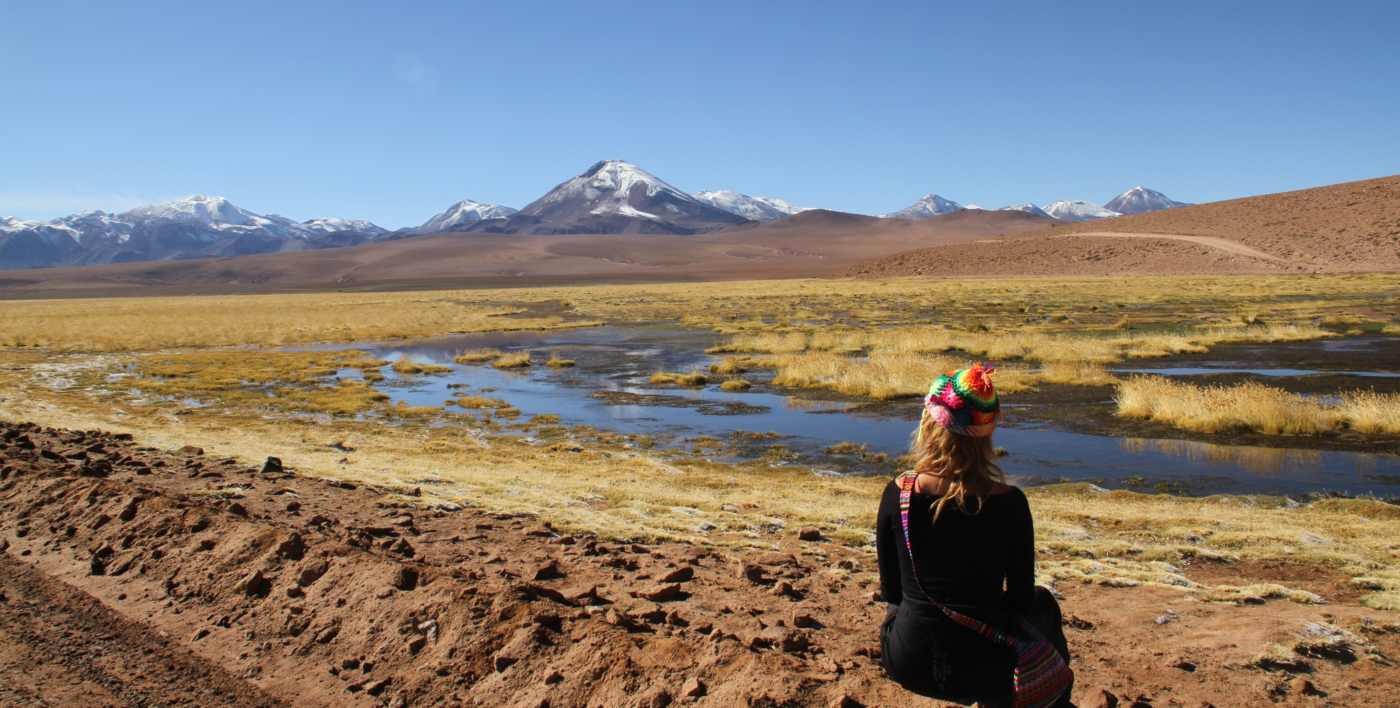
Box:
[920,364,1000,438]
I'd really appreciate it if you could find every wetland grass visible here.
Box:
[719,380,752,391]
[651,372,708,386]
[454,348,503,363]
[546,354,576,368]
[492,351,532,369]
[390,356,452,375]
[1116,376,1400,434]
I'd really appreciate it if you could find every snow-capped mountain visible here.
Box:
[473,160,744,235]
[881,194,964,219]
[412,200,519,235]
[998,203,1052,218]
[691,191,810,221]
[1041,200,1122,223]
[0,196,386,270]
[1104,187,1193,215]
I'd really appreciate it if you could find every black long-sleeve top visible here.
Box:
[876,479,1035,621]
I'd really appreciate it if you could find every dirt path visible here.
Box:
[1068,231,1293,262]
[2,420,1398,707]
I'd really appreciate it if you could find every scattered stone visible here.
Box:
[797,527,823,541]
[758,552,797,566]
[241,570,269,596]
[681,677,706,697]
[640,583,681,601]
[544,670,564,685]
[533,611,561,625]
[406,636,426,654]
[828,694,862,708]
[1087,689,1118,708]
[738,563,766,584]
[179,445,204,456]
[564,585,600,605]
[1288,677,1316,695]
[1166,657,1197,671]
[658,566,694,583]
[770,580,795,597]
[792,612,814,628]
[118,501,138,521]
[315,626,340,644]
[226,502,248,517]
[532,560,561,581]
[493,655,519,672]
[759,626,811,652]
[388,566,419,591]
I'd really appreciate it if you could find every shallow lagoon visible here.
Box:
[314,326,1400,499]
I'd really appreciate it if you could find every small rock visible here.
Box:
[792,612,814,628]
[658,566,695,583]
[760,626,810,652]
[494,655,519,672]
[406,636,426,654]
[533,611,560,625]
[192,628,210,641]
[179,445,204,456]
[315,626,340,644]
[640,583,681,601]
[1166,657,1197,671]
[737,563,766,584]
[758,552,797,566]
[286,587,304,598]
[1288,677,1316,695]
[828,694,862,708]
[1087,689,1119,708]
[298,559,329,587]
[260,457,283,474]
[544,670,564,684]
[532,560,561,581]
[388,566,419,591]
[797,527,823,541]
[226,502,248,517]
[241,570,268,596]
[564,585,600,605]
[681,677,706,697]
[770,580,795,597]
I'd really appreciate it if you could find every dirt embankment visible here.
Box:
[3,421,1399,708]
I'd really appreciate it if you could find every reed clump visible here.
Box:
[452,396,511,410]
[651,372,708,386]
[1038,361,1117,386]
[707,357,749,375]
[769,350,1036,399]
[454,348,502,363]
[720,380,752,391]
[390,356,452,375]
[546,355,576,368]
[492,351,532,369]
[1115,376,1400,435]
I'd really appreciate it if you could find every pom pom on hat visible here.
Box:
[921,364,1000,437]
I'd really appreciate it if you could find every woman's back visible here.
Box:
[876,479,1034,617]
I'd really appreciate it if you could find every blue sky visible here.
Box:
[2,1,1397,228]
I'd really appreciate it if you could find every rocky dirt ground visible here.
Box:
[3,420,1399,708]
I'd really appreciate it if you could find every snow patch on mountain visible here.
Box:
[1042,200,1122,223]
[882,194,964,219]
[691,191,810,221]
[527,160,689,217]
[998,203,1052,218]
[1104,187,1193,215]
[412,200,519,235]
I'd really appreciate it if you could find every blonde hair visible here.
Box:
[909,416,1004,523]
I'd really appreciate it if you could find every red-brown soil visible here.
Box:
[0,210,1058,300]
[3,421,1398,707]
[838,174,1400,279]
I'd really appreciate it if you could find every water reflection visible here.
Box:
[1118,437,1325,474]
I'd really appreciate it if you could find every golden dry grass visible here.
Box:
[492,351,532,369]
[651,372,708,386]
[719,380,752,391]
[454,348,502,363]
[0,292,606,352]
[390,356,453,375]
[1116,376,1400,434]
[545,355,576,368]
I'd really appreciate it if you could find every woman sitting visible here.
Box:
[877,365,1074,707]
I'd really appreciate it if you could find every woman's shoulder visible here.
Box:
[988,483,1029,505]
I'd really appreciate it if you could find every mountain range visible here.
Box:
[1,159,1192,269]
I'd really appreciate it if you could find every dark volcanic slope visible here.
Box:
[837,174,1400,278]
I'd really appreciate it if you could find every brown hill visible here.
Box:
[837,174,1400,279]
[0,209,1061,299]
